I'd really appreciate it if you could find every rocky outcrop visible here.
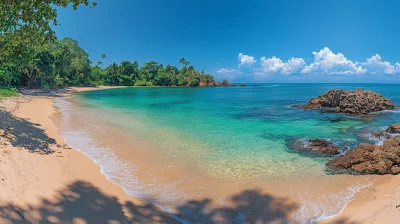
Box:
[387,124,400,134]
[199,81,236,87]
[288,139,341,156]
[212,81,236,87]
[299,88,395,115]
[327,137,400,175]
[199,80,208,87]
[240,83,247,87]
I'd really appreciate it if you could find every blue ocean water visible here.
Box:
[57,83,400,223]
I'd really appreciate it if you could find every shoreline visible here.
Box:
[318,175,400,224]
[1,86,400,223]
[0,86,178,223]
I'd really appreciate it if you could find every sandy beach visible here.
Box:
[319,175,400,224]
[1,87,400,224]
[0,87,177,224]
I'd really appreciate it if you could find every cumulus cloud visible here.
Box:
[259,56,305,75]
[301,47,366,75]
[217,68,242,74]
[360,54,399,75]
[217,48,400,79]
[238,53,256,67]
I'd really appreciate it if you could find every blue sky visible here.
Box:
[55,0,400,83]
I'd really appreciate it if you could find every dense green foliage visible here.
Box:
[90,54,216,87]
[0,0,218,88]
[0,37,216,88]
[0,0,95,88]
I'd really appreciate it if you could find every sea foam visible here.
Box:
[54,97,187,217]
[296,180,373,224]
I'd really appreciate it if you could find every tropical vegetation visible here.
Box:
[0,0,223,89]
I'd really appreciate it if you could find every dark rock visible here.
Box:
[300,89,395,115]
[325,116,347,123]
[288,138,341,156]
[254,84,258,87]
[387,124,400,134]
[327,137,400,175]
[240,83,247,87]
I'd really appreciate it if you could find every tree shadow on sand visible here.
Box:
[0,110,56,154]
[175,190,298,224]
[0,181,300,224]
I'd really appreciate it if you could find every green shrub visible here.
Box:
[0,88,18,97]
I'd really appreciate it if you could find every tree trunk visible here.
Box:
[8,68,14,88]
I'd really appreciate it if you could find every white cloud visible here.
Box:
[238,53,256,67]
[360,54,399,75]
[218,48,400,79]
[301,47,366,75]
[259,56,305,75]
[217,68,242,74]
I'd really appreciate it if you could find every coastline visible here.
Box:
[0,87,177,223]
[1,86,400,223]
[318,175,400,224]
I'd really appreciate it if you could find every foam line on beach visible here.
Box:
[307,180,374,224]
[54,97,189,223]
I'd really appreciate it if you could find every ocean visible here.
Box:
[55,84,400,223]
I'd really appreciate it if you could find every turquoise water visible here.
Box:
[76,84,399,178]
[58,84,400,223]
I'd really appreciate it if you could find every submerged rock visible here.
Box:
[387,124,400,134]
[356,128,391,144]
[327,137,400,175]
[299,88,395,115]
[356,125,400,145]
[288,138,341,156]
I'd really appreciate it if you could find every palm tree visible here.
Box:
[179,57,190,67]
[107,63,119,85]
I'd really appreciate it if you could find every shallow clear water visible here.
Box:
[56,83,400,223]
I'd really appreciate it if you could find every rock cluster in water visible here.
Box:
[288,139,341,156]
[299,88,395,115]
[199,80,236,87]
[327,137,400,175]
[291,89,399,175]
